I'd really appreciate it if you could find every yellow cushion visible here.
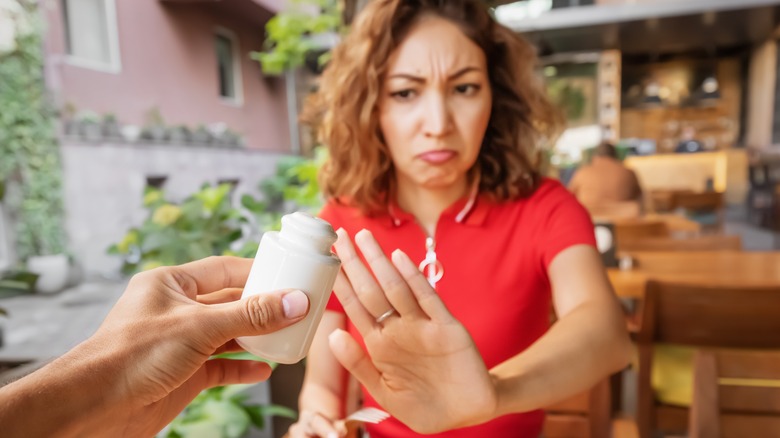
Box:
[651,344,694,407]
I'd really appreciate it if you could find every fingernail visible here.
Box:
[282,290,309,319]
[328,433,339,438]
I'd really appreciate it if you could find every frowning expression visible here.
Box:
[379,15,492,191]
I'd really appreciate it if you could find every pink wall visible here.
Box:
[43,0,291,151]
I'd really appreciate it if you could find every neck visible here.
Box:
[395,177,469,236]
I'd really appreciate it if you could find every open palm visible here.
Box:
[328,229,498,434]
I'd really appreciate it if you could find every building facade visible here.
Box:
[43,0,291,151]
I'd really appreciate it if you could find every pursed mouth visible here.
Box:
[417,150,457,164]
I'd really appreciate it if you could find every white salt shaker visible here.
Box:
[236,212,341,364]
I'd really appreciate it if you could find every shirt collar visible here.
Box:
[384,179,491,228]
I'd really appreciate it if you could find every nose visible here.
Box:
[422,93,452,138]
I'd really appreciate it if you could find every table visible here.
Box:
[642,213,701,234]
[594,213,701,235]
[607,251,780,298]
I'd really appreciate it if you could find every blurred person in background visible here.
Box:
[287,0,632,437]
[568,141,644,214]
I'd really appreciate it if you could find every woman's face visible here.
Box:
[379,15,492,192]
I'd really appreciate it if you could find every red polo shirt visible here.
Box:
[320,178,596,438]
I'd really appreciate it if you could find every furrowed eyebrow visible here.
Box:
[387,66,482,83]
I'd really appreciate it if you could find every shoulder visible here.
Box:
[319,199,360,225]
[319,199,388,233]
[505,177,591,226]
[528,177,581,208]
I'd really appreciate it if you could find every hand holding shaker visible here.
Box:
[236,212,341,364]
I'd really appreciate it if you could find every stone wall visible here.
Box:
[61,141,286,278]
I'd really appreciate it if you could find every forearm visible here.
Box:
[489,298,631,416]
[0,340,122,437]
[299,381,346,418]
[298,310,349,418]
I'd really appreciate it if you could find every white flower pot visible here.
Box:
[27,254,70,295]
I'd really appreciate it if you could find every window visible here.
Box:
[62,0,121,72]
[215,29,243,105]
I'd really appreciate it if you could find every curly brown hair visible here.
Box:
[304,0,563,214]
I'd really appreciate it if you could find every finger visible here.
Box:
[202,359,273,388]
[333,270,375,334]
[212,339,244,355]
[162,359,273,419]
[309,412,341,438]
[391,249,454,323]
[204,289,310,341]
[329,329,382,400]
[197,287,243,304]
[354,229,423,319]
[132,256,253,300]
[334,229,394,319]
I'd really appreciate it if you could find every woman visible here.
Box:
[289,0,631,436]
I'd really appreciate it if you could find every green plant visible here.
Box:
[145,107,165,127]
[251,0,343,75]
[239,147,326,234]
[0,270,38,299]
[108,183,249,274]
[75,110,100,124]
[546,79,586,121]
[161,380,296,438]
[0,0,68,260]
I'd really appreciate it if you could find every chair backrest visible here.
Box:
[638,281,780,348]
[614,220,670,243]
[544,378,611,438]
[586,201,642,221]
[637,281,780,438]
[690,349,780,438]
[619,235,742,252]
[671,191,724,212]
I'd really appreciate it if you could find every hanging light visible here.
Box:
[701,75,720,100]
[642,80,662,105]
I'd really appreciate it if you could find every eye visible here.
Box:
[390,89,417,101]
[454,84,481,96]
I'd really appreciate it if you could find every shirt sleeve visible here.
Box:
[535,180,597,269]
[318,202,346,313]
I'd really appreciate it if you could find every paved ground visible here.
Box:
[0,279,125,362]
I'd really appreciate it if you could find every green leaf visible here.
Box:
[255,403,298,420]
[211,351,276,365]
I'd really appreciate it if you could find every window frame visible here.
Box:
[214,27,244,107]
[62,0,122,74]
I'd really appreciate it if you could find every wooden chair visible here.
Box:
[670,191,725,233]
[586,201,642,222]
[613,220,669,246]
[543,378,612,438]
[637,281,780,438]
[649,189,694,213]
[619,235,742,252]
[690,349,780,438]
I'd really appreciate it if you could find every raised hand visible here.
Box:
[327,229,499,434]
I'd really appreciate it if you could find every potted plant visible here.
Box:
[191,124,213,146]
[141,107,168,143]
[101,113,122,140]
[167,124,191,145]
[61,102,79,137]
[76,110,102,142]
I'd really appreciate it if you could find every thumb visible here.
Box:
[208,289,310,340]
